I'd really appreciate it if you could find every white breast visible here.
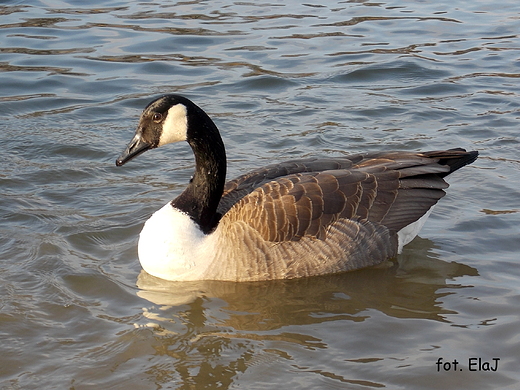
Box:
[137,203,216,281]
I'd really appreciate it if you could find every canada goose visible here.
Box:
[116,94,478,282]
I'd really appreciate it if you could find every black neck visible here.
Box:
[170,103,226,234]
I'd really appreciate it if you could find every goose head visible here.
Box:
[115,95,195,166]
[116,94,227,233]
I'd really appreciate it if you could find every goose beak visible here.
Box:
[116,133,152,166]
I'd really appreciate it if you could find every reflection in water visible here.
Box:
[134,237,478,387]
[137,238,478,326]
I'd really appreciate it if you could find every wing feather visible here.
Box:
[219,150,476,243]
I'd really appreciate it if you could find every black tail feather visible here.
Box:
[423,148,478,177]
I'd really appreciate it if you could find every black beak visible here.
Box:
[116,133,152,166]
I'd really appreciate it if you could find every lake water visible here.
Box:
[1,0,519,389]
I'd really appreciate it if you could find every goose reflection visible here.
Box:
[136,236,478,329]
[133,237,478,388]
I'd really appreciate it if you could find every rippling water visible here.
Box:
[1,0,520,388]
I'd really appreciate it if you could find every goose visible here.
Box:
[116,94,478,282]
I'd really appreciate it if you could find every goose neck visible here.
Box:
[171,112,226,234]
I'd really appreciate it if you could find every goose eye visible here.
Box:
[152,113,163,122]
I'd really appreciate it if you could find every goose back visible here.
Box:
[218,149,475,240]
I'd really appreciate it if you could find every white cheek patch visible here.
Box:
[158,103,188,146]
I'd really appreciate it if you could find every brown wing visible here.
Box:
[219,149,477,243]
[217,157,361,215]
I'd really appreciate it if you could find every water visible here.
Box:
[1,0,520,388]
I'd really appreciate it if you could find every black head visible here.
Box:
[116,95,195,166]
